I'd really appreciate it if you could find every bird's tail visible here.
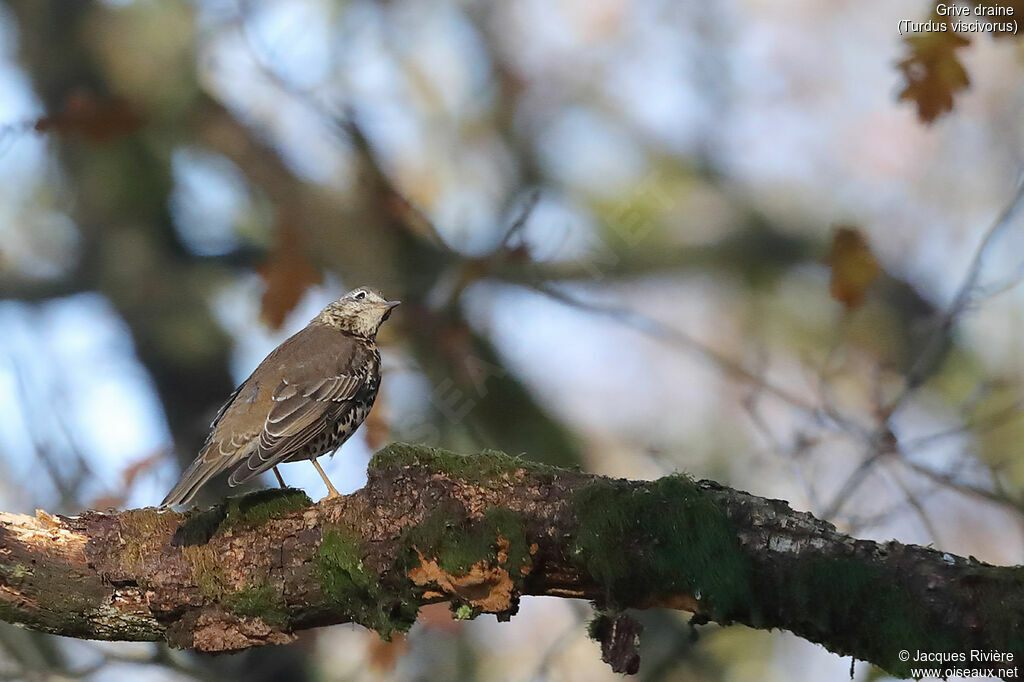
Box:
[226,449,287,487]
[159,449,231,509]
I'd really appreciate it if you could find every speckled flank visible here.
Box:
[283,352,378,464]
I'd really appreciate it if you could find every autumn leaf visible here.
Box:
[258,220,322,329]
[365,632,409,672]
[827,226,880,310]
[897,24,970,124]
[34,91,144,142]
[88,449,165,510]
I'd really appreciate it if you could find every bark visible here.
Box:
[0,444,1021,678]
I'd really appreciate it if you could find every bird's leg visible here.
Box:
[311,458,341,499]
[272,466,287,489]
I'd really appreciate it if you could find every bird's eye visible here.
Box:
[355,291,366,300]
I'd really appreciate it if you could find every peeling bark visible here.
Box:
[0,444,1021,679]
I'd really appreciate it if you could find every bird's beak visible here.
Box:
[382,300,400,320]
[385,300,401,310]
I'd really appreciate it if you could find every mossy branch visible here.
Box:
[1,444,1021,678]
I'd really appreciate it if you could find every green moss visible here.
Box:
[226,582,289,627]
[120,508,178,536]
[315,527,418,639]
[182,544,228,599]
[172,488,312,546]
[1,563,32,580]
[172,506,228,547]
[779,557,979,677]
[453,604,478,620]
[972,566,1024,665]
[118,508,179,570]
[399,506,531,577]
[221,488,312,530]
[587,611,612,641]
[370,443,565,486]
[572,476,1021,678]
[570,475,753,619]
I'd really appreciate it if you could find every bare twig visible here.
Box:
[818,181,1024,520]
[888,179,1024,409]
[819,448,891,519]
[226,7,449,249]
[529,282,832,423]
[879,467,943,544]
[495,189,541,252]
[898,456,1024,513]
[901,398,1024,453]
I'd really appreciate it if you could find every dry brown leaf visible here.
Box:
[827,226,880,310]
[121,450,165,491]
[897,24,970,123]
[88,449,166,510]
[35,92,145,142]
[258,220,322,329]
[366,632,409,672]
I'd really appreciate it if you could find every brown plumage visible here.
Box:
[160,287,399,508]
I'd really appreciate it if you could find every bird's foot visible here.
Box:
[311,458,342,500]
[318,490,342,503]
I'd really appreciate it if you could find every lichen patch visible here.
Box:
[0,511,87,554]
[407,551,516,612]
[191,610,295,652]
[0,584,34,609]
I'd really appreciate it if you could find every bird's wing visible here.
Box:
[226,371,366,486]
[158,378,254,508]
[160,324,375,507]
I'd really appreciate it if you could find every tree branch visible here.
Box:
[1,444,1021,678]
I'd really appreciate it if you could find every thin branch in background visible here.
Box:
[952,177,1024,306]
[819,448,891,519]
[7,345,103,512]
[0,119,35,160]
[530,281,831,423]
[431,190,545,310]
[529,603,589,679]
[495,189,541,252]
[815,180,1024,521]
[8,354,77,507]
[739,395,823,512]
[901,398,1024,453]
[897,455,1024,512]
[886,177,1024,411]
[820,396,1024,522]
[877,466,943,544]
[842,478,941,538]
[226,7,450,250]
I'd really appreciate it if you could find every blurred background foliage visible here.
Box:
[1,0,1024,680]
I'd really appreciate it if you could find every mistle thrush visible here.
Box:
[160,287,399,508]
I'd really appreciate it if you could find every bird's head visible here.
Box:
[316,287,400,338]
